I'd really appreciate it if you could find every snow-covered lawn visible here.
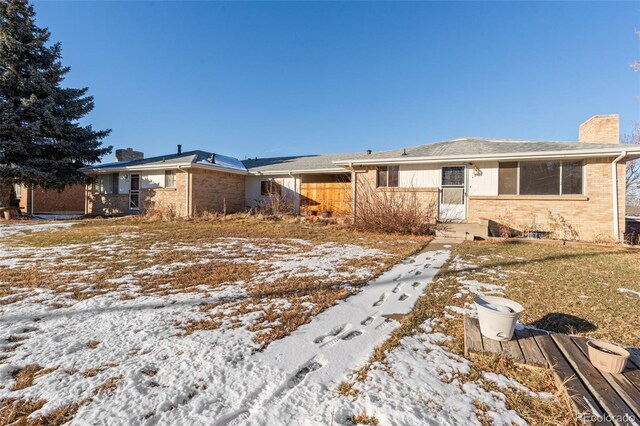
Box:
[4,220,632,425]
[0,218,437,424]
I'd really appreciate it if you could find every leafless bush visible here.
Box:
[253,192,296,218]
[351,179,436,234]
[546,211,580,241]
[143,202,178,221]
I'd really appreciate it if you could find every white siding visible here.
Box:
[398,164,440,188]
[468,161,499,196]
[140,171,165,189]
[245,175,299,211]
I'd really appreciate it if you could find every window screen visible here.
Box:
[376,166,399,187]
[498,162,518,195]
[519,161,560,195]
[441,167,464,186]
[561,161,583,195]
[165,170,176,188]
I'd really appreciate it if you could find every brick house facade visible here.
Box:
[82,115,639,242]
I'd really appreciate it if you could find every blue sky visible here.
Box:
[35,1,640,162]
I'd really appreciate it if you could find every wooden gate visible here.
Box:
[300,182,351,216]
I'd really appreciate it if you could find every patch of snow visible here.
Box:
[618,288,640,298]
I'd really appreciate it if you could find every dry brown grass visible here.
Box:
[350,410,380,425]
[93,375,123,397]
[0,397,87,426]
[86,340,100,349]
[10,365,57,391]
[455,240,640,346]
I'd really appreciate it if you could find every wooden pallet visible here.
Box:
[464,316,547,367]
[464,316,640,425]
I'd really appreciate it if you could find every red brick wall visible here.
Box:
[19,184,85,214]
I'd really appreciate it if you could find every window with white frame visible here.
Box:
[165,170,177,188]
[498,160,584,196]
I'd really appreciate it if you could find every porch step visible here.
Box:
[435,221,488,240]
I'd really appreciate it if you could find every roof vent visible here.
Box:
[401,148,407,156]
[366,149,372,155]
[177,144,182,155]
[208,153,216,164]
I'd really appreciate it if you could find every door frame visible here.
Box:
[129,173,140,211]
[439,165,467,222]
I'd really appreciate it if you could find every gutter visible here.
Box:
[612,151,626,241]
[332,148,640,167]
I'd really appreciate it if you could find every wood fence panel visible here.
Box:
[300,182,351,216]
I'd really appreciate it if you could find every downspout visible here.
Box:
[349,162,356,225]
[288,172,299,215]
[612,151,626,241]
[178,166,190,218]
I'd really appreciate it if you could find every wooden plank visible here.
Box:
[481,333,503,355]
[500,335,526,364]
[571,337,640,419]
[514,328,547,367]
[628,348,640,369]
[531,330,609,425]
[464,316,484,356]
[552,334,634,426]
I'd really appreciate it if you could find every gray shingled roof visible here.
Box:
[243,138,637,173]
[83,150,246,173]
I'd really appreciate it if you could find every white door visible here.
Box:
[439,166,466,221]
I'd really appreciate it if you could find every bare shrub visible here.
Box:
[253,191,296,218]
[546,211,580,241]
[143,201,178,221]
[351,179,436,234]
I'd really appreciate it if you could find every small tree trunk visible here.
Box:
[0,183,11,209]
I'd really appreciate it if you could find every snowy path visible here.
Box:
[217,240,458,425]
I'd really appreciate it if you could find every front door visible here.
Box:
[129,174,140,210]
[439,166,466,221]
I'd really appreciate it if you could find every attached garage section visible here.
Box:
[300,174,351,217]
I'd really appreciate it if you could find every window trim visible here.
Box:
[498,160,584,196]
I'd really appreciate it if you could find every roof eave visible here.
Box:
[82,162,248,175]
[246,167,348,176]
[332,148,640,166]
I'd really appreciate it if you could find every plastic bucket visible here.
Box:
[474,295,524,341]
[587,340,630,374]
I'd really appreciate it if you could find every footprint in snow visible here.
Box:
[224,410,251,426]
[373,293,387,307]
[287,356,325,389]
[375,318,393,330]
[314,323,351,344]
[392,282,403,294]
[361,313,378,326]
[341,330,363,341]
[393,273,403,281]
[399,293,410,301]
[414,270,422,276]
[412,281,421,288]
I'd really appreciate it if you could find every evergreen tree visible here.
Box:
[0,0,111,208]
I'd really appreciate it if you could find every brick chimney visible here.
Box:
[115,148,144,162]
[578,114,620,144]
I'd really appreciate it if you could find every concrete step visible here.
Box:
[435,221,488,240]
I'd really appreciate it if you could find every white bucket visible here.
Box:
[474,295,524,341]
